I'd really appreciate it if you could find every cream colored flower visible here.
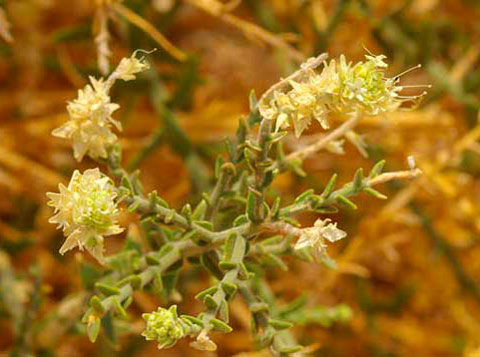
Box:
[294,219,347,260]
[260,53,423,137]
[190,330,217,351]
[53,51,151,161]
[113,51,150,82]
[47,168,123,263]
[53,77,120,161]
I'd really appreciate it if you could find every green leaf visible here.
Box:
[246,190,256,221]
[369,160,386,179]
[336,194,358,209]
[322,173,338,198]
[271,197,281,218]
[90,296,105,314]
[233,214,249,226]
[86,315,101,343]
[263,253,288,271]
[219,299,229,323]
[289,159,306,177]
[101,312,117,344]
[364,187,388,199]
[204,295,219,309]
[268,318,293,330]
[95,283,120,296]
[276,345,303,354]
[181,315,204,327]
[192,199,207,220]
[261,169,277,188]
[219,261,238,271]
[146,254,161,265]
[193,220,214,230]
[195,286,218,301]
[294,189,314,203]
[152,270,164,295]
[223,233,237,262]
[113,298,127,319]
[353,168,364,191]
[209,318,232,333]
[221,282,238,298]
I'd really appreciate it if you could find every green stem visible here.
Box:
[252,118,273,222]
[205,163,235,222]
[200,235,247,330]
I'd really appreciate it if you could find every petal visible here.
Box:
[59,229,82,255]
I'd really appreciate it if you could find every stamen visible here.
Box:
[399,84,432,89]
[132,48,158,60]
[393,64,422,79]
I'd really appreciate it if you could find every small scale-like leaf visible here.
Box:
[195,286,218,301]
[294,189,314,204]
[192,199,207,220]
[204,295,219,309]
[95,283,120,296]
[322,173,338,198]
[90,296,105,314]
[336,194,358,209]
[209,318,233,333]
[369,160,386,178]
[353,168,364,191]
[268,318,293,330]
[219,261,238,271]
[86,315,101,343]
[364,187,388,199]
[233,214,249,226]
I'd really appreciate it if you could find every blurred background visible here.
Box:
[1,0,480,355]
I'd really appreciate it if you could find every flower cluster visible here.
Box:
[52,52,150,161]
[142,306,202,350]
[47,168,123,263]
[294,219,347,260]
[260,53,416,137]
[53,77,121,161]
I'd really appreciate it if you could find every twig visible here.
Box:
[369,168,422,186]
[93,5,111,75]
[285,114,359,163]
[186,0,306,63]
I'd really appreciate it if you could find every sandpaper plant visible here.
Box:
[47,50,425,354]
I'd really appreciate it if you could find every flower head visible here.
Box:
[53,51,151,161]
[294,219,347,260]
[113,50,150,82]
[47,168,123,263]
[260,53,425,137]
[53,77,120,161]
[142,306,200,349]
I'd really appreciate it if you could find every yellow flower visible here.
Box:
[47,168,123,263]
[294,219,347,260]
[53,77,120,161]
[260,53,424,137]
